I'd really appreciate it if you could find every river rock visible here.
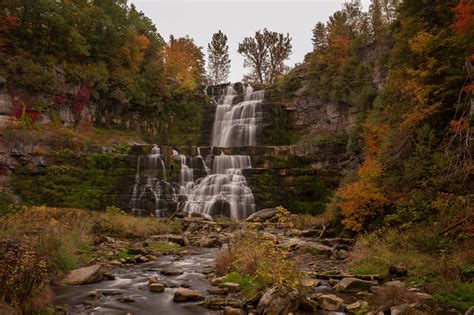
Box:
[317,294,343,311]
[208,287,229,295]
[151,234,189,246]
[224,306,242,315]
[389,265,408,277]
[84,291,101,299]
[161,267,184,276]
[256,286,299,315]
[465,306,474,315]
[297,241,334,256]
[385,280,404,288]
[220,282,240,293]
[173,288,204,302]
[118,294,135,303]
[196,235,222,248]
[335,277,377,292]
[149,282,165,293]
[62,264,108,285]
[203,298,241,310]
[346,300,369,314]
[246,208,276,222]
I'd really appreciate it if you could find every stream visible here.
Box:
[54,247,220,315]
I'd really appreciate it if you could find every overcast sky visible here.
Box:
[131,0,370,82]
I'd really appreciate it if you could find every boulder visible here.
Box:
[256,286,299,315]
[150,234,189,246]
[385,280,404,288]
[62,264,108,285]
[149,283,165,293]
[389,265,408,277]
[196,235,222,248]
[220,282,240,293]
[173,288,204,302]
[297,241,334,256]
[317,294,343,311]
[465,306,474,315]
[224,306,241,315]
[246,208,276,222]
[208,287,229,295]
[335,277,377,292]
[346,300,369,314]
[161,267,184,276]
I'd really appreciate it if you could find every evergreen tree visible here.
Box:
[312,22,327,51]
[207,30,231,85]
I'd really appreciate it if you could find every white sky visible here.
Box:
[131,0,371,82]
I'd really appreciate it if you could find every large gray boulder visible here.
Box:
[334,277,377,292]
[62,264,108,285]
[256,286,299,315]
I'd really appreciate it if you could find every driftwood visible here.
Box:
[308,272,384,281]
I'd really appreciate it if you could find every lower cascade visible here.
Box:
[129,84,263,219]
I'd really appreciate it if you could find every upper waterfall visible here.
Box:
[211,84,264,147]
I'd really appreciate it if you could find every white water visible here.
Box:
[211,84,264,147]
[130,84,262,219]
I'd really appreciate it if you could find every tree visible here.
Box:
[207,30,231,85]
[164,35,205,90]
[312,22,328,51]
[238,28,292,85]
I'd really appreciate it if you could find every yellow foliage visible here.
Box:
[122,29,150,72]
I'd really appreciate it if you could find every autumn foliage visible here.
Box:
[451,0,474,33]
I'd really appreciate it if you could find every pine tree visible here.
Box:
[312,22,328,50]
[207,30,231,85]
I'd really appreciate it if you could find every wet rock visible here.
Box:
[148,276,159,285]
[84,291,101,299]
[196,235,222,248]
[62,264,108,285]
[134,254,149,263]
[149,283,165,293]
[210,276,226,286]
[246,208,276,222]
[346,300,369,314]
[256,286,299,315]
[103,271,115,280]
[301,278,320,291]
[316,294,343,311]
[220,282,240,293]
[110,260,122,266]
[224,306,242,315]
[203,298,241,310]
[161,267,184,276]
[335,277,378,292]
[173,288,204,302]
[151,234,189,247]
[208,287,229,295]
[118,294,135,303]
[180,283,191,288]
[389,265,408,277]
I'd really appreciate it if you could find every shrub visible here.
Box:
[214,231,301,298]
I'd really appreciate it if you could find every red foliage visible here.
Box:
[0,15,19,52]
[451,0,474,33]
[72,85,90,121]
[54,95,65,105]
[9,93,40,124]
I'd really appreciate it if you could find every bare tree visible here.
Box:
[238,28,292,85]
[207,30,231,85]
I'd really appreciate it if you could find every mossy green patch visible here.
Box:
[148,242,180,253]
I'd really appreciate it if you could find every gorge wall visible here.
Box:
[1,79,356,217]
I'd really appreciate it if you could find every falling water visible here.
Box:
[130,84,263,219]
[211,84,264,147]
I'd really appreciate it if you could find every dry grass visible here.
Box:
[0,206,180,313]
[372,286,424,310]
[289,212,333,230]
[215,231,301,291]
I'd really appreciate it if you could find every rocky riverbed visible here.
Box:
[53,212,467,315]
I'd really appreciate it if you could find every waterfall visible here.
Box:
[129,83,262,220]
[211,84,264,147]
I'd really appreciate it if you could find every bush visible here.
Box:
[215,231,301,298]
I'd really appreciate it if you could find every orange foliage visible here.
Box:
[329,35,350,64]
[450,117,470,133]
[451,0,474,33]
[122,29,150,72]
[163,36,204,90]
